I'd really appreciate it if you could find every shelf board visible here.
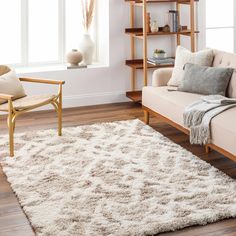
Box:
[126,91,142,102]
[125,28,199,38]
[126,59,174,69]
[125,0,198,6]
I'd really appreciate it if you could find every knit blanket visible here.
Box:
[184,95,236,145]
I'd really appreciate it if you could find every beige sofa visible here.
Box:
[142,50,236,161]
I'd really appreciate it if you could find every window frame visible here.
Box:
[198,0,236,53]
[8,0,98,68]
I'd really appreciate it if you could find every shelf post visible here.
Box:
[190,0,195,52]
[130,2,136,90]
[176,1,181,46]
[143,0,148,87]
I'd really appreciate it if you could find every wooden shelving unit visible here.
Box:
[125,0,198,102]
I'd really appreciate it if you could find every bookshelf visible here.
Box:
[125,0,199,102]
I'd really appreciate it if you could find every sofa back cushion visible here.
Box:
[0,68,26,104]
[213,50,236,98]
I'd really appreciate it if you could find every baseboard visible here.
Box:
[63,91,129,108]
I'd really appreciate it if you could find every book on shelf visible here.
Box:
[147,57,175,65]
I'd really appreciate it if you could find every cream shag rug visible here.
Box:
[0,119,236,236]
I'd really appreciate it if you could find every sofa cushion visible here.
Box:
[167,46,214,87]
[0,69,26,104]
[213,50,236,98]
[142,86,236,156]
[178,63,234,96]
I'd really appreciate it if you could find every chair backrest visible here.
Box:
[0,65,11,76]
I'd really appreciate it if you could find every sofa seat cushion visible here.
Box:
[0,94,56,111]
[142,86,236,156]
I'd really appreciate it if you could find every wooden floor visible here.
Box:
[0,102,236,236]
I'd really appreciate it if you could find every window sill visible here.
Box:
[15,62,109,74]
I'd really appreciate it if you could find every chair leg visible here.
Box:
[7,113,14,157]
[144,110,150,125]
[58,85,62,136]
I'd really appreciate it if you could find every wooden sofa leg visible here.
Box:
[205,145,210,154]
[144,110,150,125]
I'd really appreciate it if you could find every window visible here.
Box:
[202,0,235,52]
[0,0,97,66]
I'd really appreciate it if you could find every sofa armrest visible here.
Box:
[152,68,173,87]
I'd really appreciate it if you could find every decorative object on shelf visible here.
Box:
[79,34,95,65]
[153,49,167,59]
[180,25,188,31]
[169,10,179,32]
[66,49,83,66]
[150,20,159,33]
[146,12,151,33]
[79,0,96,65]
[163,24,170,32]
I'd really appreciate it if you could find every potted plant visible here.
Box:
[153,49,166,59]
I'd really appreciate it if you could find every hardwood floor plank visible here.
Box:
[0,102,235,236]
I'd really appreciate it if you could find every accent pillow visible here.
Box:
[0,69,26,104]
[167,46,214,87]
[178,63,234,96]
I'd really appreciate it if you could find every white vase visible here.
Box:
[150,20,159,33]
[79,34,95,65]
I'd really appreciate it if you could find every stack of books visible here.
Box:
[147,57,175,66]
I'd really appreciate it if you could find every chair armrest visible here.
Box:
[0,93,14,101]
[19,77,65,85]
[152,68,173,87]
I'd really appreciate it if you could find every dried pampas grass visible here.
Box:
[81,0,96,32]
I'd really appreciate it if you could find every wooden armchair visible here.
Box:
[0,68,65,157]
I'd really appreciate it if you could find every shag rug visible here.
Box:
[0,119,236,236]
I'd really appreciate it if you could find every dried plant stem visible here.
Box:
[81,0,96,32]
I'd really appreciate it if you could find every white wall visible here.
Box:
[16,0,197,110]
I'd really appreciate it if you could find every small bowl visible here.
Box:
[153,53,167,59]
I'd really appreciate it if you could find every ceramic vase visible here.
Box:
[79,34,95,65]
[66,49,83,66]
[150,20,159,33]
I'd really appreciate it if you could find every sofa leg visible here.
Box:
[205,145,210,154]
[144,110,150,125]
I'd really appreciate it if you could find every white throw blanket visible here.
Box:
[184,95,236,145]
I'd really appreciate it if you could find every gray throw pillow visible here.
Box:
[178,63,234,96]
